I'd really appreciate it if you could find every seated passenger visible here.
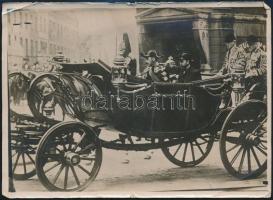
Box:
[178,53,201,83]
[164,56,180,83]
[141,50,167,82]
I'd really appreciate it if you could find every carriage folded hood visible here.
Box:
[60,59,112,79]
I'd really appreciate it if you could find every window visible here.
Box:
[25,13,28,28]
[8,13,10,24]
[8,34,11,46]
[31,40,33,56]
[40,16,43,31]
[44,18,46,32]
[14,35,17,41]
[20,37,23,46]
[35,40,38,55]
[25,38,28,56]
[30,15,33,30]
[14,12,17,24]
[35,16,37,31]
[20,12,22,23]
[40,41,43,51]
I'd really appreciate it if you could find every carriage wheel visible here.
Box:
[27,74,79,121]
[12,148,36,180]
[36,122,102,191]
[11,135,36,180]
[161,133,214,167]
[220,100,267,179]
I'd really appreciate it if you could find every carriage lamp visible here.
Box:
[230,69,246,107]
[111,55,128,85]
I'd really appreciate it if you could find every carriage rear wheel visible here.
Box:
[220,100,267,179]
[161,132,214,167]
[27,74,79,122]
[11,140,36,180]
[35,122,102,191]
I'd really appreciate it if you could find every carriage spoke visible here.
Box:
[13,153,21,173]
[173,144,182,157]
[199,136,208,143]
[68,133,73,150]
[70,165,80,186]
[80,157,95,161]
[44,162,61,174]
[227,144,240,153]
[254,145,267,156]
[64,166,69,190]
[230,146,243,166]
[77,143,96,154]
[190,142,195,162]
[52,164,64,185]
[182,143,188,162]
[73,132,86,152]
[63,144,67,151]
[250,147,261,167]
[225,136,240,144]
[44,153,62,161]
[195,141,205,156]
[26,152,35,165]
[247,148,251,173]
[77,164,91,176]
[22,153,27,174]
[12,151,17,158]
[238,148,246,173]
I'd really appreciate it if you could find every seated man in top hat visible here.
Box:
[177,52,201,83]
[141,50,168,82]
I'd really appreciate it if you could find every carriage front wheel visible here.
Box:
[35,121,102,191]
[220,100,267,179]
[161,132,214,167]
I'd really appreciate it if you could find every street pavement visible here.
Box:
[13,141,269,196]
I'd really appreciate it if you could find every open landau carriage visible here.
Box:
[9,45,267,191]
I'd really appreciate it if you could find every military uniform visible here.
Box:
[244,47,267,78]
[219,44,245,74]
[243,46,267,100]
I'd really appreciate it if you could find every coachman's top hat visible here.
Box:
[143,50,161,59]
[246,35,258,44]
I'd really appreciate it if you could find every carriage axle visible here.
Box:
[100,136,200,151]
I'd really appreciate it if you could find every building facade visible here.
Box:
[136,8,267,72]
[7,9,80,69]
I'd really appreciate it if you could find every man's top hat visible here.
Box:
[246,35,258,44]
[224,33,236,43]
[180,52,194,62]
[142,50,161,58]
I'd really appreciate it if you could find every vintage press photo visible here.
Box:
[2,2,271,198]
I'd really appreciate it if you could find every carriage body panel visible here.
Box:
[111,82,221,137]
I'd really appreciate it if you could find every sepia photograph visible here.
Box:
[1,2,271,198]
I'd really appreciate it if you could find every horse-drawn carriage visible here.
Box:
[9,59,267,191]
